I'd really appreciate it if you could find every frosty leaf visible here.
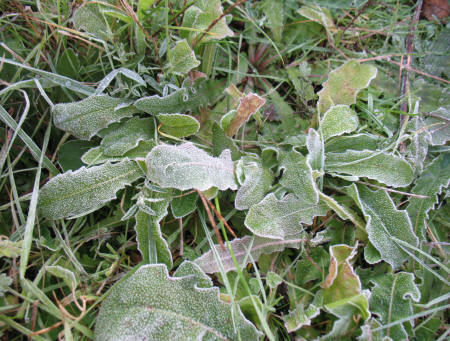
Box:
[194,235,303,274]
[226,93,266,137]
[405,117,431,175]
[283,302,320,333]
[325,150,414,187]
[53,95,137,140]
[157,113,200,138]
[95,67,145,95]
[171,191,198,218]
[407,154,450,239]
[235,156,273,210]
[266,271,283,289]
[212,122,241,161]
[81,140,155,165]
[146,143,237,191]
[347,184,419,269]
[94,264,261,340]
[370,272,420,341]
[424,107,450,146]
[100,117,154,156]
[46,266,77,289]
[306,128,324,172]
[357,318,387,341]
[72,3,110,41]
[181,0,234,45]
[168,39,200,75]
[317,60,377,115]
[298,4,336,37]
[173,261,212,288]
[259,0,284,42]
[325,133,386,153]
[0,239,22,258]
[0,273,12,297]
[244,193,328,239]
[39,160,143,219]
[295,247,329,285]
[320,105,359,140]
[279,150,319,202]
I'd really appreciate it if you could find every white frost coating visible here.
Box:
[53,94,137,140]
[424,107,450,146]
[283,302,320,333]
[146,143,237,191]
[94,264,261,340]
[39,160,143,219]
[325,149,414,187]
[194,235,303,273]
[320,105,359,141]
[306,128,324,172]
[81,140,155,165]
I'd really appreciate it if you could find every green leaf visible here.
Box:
[405,117,431,175]
[235,156,273,210]
[95,264,261,340]
[259,0,284,42]
[325,150,414,187]
[320,105,359,140]
[424,107,450,146]
[100,117,154,156]
[53,95,137,140]
[298,4,336,38]
[81,140,155,165]
[194,235,303,274]
[212,122,241,161]
[306,128,324,173]
[347,184,419,269]
[317,60,377,115]
[72,3,110,40]
[45,266,77,289]
[173,261,212,288]
[39,160,143,219]
[0,274,12,297]
[168,39,200,75]
[58,140,96,171]
[244,193,328,239]
[295,247,329,286]
[283,301,320,333]
[369,272,420,341]
[266,271,283,289]
[325,133,386,153]
[157,113,200,138]
[407,154,450,239]
[146,143,237,191]
[171,191,198,218]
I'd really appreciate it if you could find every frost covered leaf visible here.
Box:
[100,117,154,156]
[226,93,266,137]
[298,4,336,37]
[320,105,359,140]
[0,273,12,297]
[72,3,110,41]
[212,122,241,161]
[424,107,450,146]
[279,150,318,202]
[39,160,143,219]
[146,143,237,191]
[173,261,212,288]
[347,184,418,269]
[295,247,329,285]
[46,266,77,289]
[181,0,234,45]
[0,239,22,258]
[306,128,324,172]
[283,302,320,333]
[407,154,450,239]
[325,150,414,187]
[171,191,198,218]
[370,272,420,341]
[194,235,303,274]
[325,133,385,153]
[259,0,284,42]
[235,156,273,210]
[317,60,377,115]
[244,193,328,239]
[168,39,200,75]
[94,264,261,340]
[82,140,155,165]
[53,95,137,140]
[157,113,200,138]
[405,117,431,175]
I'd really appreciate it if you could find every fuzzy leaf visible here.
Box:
[347,184,419,269]
[320,105,359,140]
[298,4,335,37]
[317,60,377,114]
[283,302,320,333]
[259,0,284,42]
[100,117,154,156]
[407,154,450,239]
[424,107,450,146]
[325,150,414,187]
[244,193,328,239]
[194,235,303,274]
[306,128,324,172]
[146,143,237,191]
[171,191,198,218]
[212,122,241,161]
[370,272,420,341]
[82,140,155,165]
[46,266,77,289]
[72,3,110,40]
[168,39,200,75]
[53,95,137,140]
[405,117,431,175]
[157,113,200,138]
[173,261,212,288]
[0,274,12,297]
[0,239,22,258]
[325,133,386,153]
[235,156,273,210]
[39,160,143,219]
[226,93,266,137]
[94,264,261,340]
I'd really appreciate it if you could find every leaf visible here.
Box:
[295,247,330,286]
[407,154,450,239]
[39,160,143,219]
[212,122,241,161]
[325,133,386,153]
[369,272,421,340]
[346,184,419,269]
[168,39,200,75]
[194,235,303,274]
[181,0,234,45]
[259,0,284,42]
[171,191,198,218]
[266,271,283,289]
[325,150,414,187]
[244,193,328,239]
[424,107,450,146]
[306,128,324,173]
[235,156,273,210]
[94,264,261,340]
[173,260,212,288]
[81,140,155,165]
[422,28,450,78]
[72,3,110,40]
[0,239,22,258]
[317,60,377,115]
[58,140,96,171]
[405,117,431,175]
[283,302,320,333]
[226,92,266,137]
[53,95,137,140]
[46,266,77,289]
[100,117,154,156]
[298,4,336,38]
[320,105,359,140]
[146,142,237,191]
[0,273,12,297]
[157,113,200,138]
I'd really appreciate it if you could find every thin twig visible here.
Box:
[205,199,238,238]
[341,0,375,35]
[356,180,430,198]
[197,190,225,250]
[425,221,446,260]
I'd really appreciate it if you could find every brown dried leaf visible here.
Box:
[226,93,266,137]
[423,0,450,21]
